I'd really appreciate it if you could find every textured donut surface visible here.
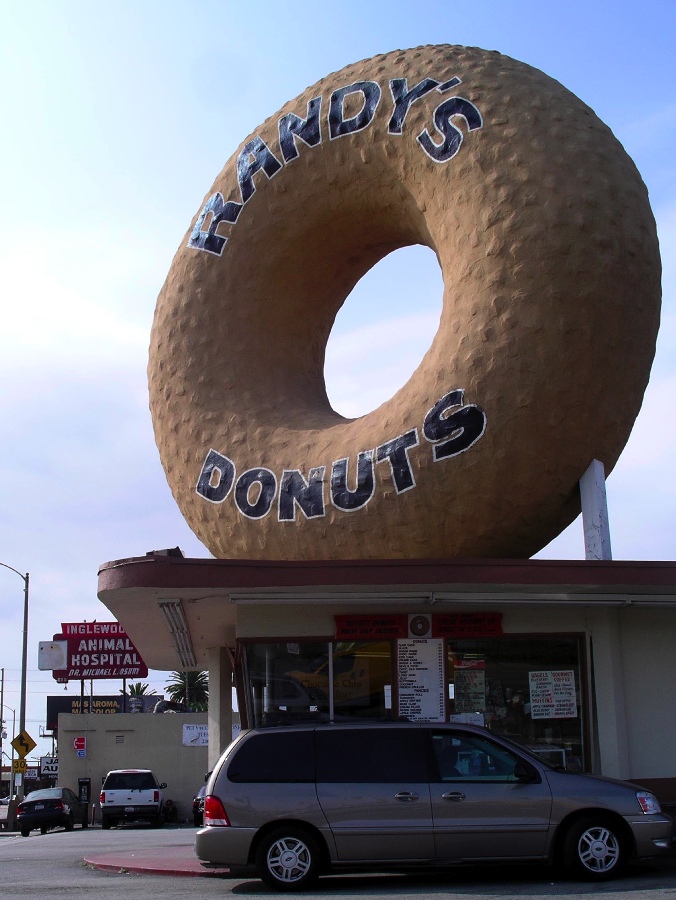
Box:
[149,44,661,561]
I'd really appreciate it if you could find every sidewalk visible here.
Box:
[83,842,229,877]
[0,815,226,876]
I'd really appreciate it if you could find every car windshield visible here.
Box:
[24,788,62,801]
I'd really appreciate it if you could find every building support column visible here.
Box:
[590,608,630,779]
[208,646,233,771]
[580,459,612,560]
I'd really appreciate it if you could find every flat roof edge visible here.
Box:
[98,554,676,594]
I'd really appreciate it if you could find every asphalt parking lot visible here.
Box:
[2,822,676,899]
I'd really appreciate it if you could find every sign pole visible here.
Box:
[10,709,15,798]
[0,564,29,800]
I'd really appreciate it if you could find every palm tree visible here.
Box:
[119,681,154,713]
[121,682,151,696]
[165,671,209,711]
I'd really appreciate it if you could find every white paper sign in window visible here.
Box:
[528,669,577,719]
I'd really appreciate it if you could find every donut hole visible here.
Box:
[324,245,443,418]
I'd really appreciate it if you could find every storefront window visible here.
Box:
[242,633,586,770]
[244,641,393,727]
[446,636,585,771]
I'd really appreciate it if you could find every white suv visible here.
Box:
[99,768,166,829]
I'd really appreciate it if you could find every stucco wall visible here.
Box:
[619,609,676,781]
[57,712,208,823]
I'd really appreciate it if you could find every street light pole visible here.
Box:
[0,562,29,799]
[20,572,29,738]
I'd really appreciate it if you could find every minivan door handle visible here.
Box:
[441,791,466,802]
[394,791,419,802]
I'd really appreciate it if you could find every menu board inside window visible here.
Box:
[397,639,445,722]
[528,669,577,719]
[454,659,486,713]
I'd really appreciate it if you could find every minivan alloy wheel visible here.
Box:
[563,816,626,880]
[256,826,320,891]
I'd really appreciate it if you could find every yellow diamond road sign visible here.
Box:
[12,730,37,759]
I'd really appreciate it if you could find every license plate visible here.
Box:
[125,806,135,812]
[35,804,44,810]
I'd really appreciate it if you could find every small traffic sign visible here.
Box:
[77,749,86,759]
[13,758,27,774]
[73,736,86,751]
[11,730,37,759]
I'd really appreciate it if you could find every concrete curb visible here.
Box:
[84,845,230,877]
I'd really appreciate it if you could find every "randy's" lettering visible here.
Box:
[188,75,483,256]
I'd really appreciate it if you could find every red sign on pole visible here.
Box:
[73,736,86,751]
[51,621,148,683]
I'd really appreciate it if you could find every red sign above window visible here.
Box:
[335,612,502,641]
[432,613,503,638]
[334,614,408,640]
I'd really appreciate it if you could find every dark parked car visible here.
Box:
[196,722,674,891]
[193,785,206,827]
[17,787,88,836]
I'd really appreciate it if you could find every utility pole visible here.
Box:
[0,667,4,797]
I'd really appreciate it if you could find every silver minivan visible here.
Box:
[195,723,673,890]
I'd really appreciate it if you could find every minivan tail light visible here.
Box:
[154,790,159,802]
[99,791,105,803]
[204,794,230,827]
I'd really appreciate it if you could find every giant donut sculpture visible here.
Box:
[149,45,661,561]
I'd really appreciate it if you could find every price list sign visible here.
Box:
[397,639,445,722]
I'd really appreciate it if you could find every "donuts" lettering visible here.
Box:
[196,388,486,520]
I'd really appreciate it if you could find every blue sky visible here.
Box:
[1,1,675,760]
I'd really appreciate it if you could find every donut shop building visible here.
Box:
[97,552,676,803]
[95,43,674,802]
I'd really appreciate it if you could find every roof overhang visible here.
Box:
[97,553,676,672]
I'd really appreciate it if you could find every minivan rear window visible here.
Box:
[228,731,314,782]
[316,728,427,783]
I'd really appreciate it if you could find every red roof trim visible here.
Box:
[98,554,676,593]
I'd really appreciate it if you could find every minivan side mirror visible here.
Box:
[160,782,167,789]
[513,761,538,783]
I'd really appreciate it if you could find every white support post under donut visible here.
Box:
[579,459,612,561]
